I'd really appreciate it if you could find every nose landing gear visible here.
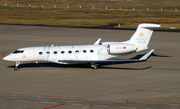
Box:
[14,62,20,71]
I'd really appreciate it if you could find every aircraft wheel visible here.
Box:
[93,66,98,69]
[14,67,19,71]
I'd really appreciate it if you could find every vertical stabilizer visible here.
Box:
[127,23,160,52]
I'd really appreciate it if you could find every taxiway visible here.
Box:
[0,24,180,108]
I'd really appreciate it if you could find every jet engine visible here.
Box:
[107,43,137,54]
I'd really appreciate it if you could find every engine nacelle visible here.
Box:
[107,43,137,54]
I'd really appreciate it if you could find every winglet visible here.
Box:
[139,49,154,61]
[94,38,101,45]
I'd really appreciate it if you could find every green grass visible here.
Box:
[0,0,180,28]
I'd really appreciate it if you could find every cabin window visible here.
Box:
[61,51,65,54]
[75,50,79,53]
[39,52,43,55]
[83,50,87,53]
[90,50,94,53]
[46,51,50,54]
[68,51,72,54]
[54,51,57,54]
[13,50,24,54]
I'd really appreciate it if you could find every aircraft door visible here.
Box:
[29,49,35,61]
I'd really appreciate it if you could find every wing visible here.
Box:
[58,49,154,63]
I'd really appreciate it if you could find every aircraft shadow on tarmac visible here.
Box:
[130,53,171,59]
[7,53,170,70]
[8,63,152,70]
[150,53,171,57]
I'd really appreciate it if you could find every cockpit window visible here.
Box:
[13,50,24,54]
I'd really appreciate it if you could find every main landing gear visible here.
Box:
[90,62,99,69]
[14,62,20,71]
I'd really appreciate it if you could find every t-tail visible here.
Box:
[126,23,161,52]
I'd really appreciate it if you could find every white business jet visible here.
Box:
[3,23,173,70]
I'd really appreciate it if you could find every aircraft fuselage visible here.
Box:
[4,44,120,64]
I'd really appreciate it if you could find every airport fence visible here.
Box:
[98,0,180,2]
[0,3,179,13]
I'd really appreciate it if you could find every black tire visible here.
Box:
[14,67,19,71]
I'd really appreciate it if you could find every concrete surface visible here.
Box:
[0,24,180,108]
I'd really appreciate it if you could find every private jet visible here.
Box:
[3,23,174,70]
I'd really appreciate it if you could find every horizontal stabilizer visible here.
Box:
[139,49,154,61]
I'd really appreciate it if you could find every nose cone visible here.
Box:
[3,56,11,61]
